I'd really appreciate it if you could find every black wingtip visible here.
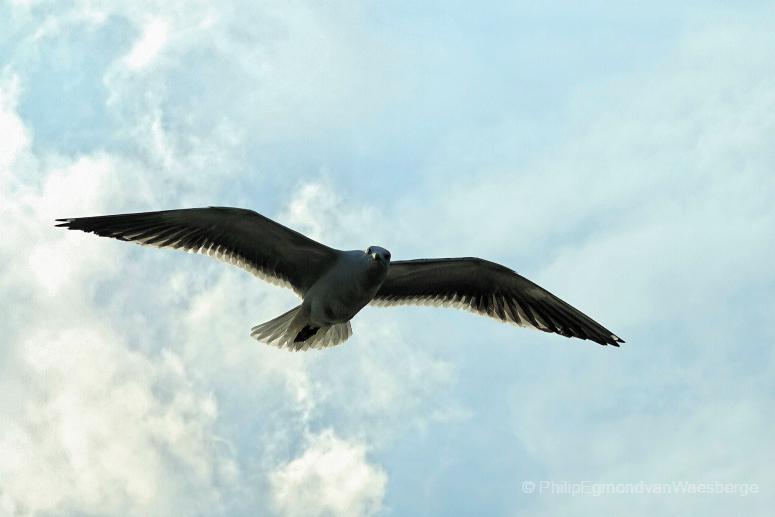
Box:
[593,334,624,347]
[54,218,74,228]
[608,335,625,347]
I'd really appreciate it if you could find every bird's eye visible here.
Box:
[385,252,391,259]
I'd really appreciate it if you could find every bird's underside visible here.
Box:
[56,207,625,351]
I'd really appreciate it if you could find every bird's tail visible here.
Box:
[250,305,353,351]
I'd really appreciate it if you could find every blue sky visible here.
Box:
[1,1,774,516]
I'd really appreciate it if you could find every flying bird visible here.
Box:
[56,207,624,350]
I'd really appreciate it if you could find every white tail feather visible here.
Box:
[250,306,353,351]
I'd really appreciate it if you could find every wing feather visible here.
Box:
[373,257,624,346]
[56,207,338,295]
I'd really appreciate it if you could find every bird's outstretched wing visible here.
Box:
[56,207,338,296]
[372,257,624,346]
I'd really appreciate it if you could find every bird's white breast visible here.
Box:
[303,251,388,325]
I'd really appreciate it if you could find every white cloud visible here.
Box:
[1,3,465,515]
[0,73,29,173]
[0,79,451,515]
[93,0,407,143]
[280,178,379,248]
[270,430,387,517]
[124,18,169,70]
[0,138,238,516]
[0,330,235,516]
[0,76,237,516]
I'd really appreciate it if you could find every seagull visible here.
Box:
[56,207,624,350]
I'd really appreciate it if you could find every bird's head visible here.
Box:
[365,246,391,265]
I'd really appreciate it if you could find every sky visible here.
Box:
[1,1,774,516]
